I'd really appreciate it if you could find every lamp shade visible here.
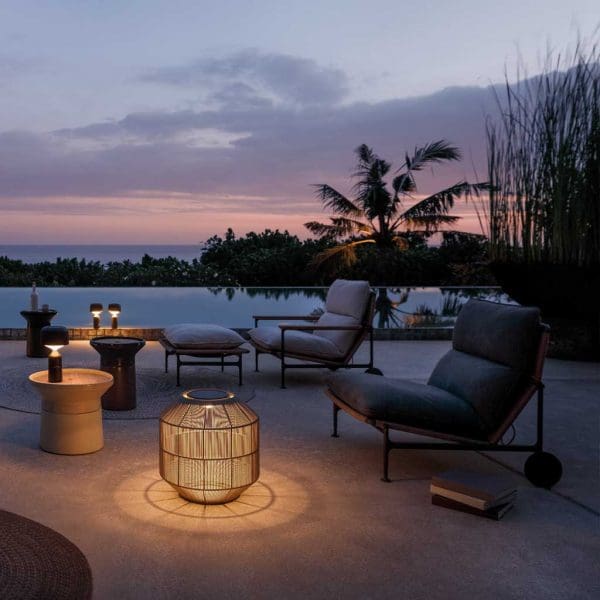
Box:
[40,325,69,348]
[90,303,103,313]
[159,389,259,504]
[108,303,121,313]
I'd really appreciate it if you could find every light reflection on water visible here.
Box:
[0,286,510,329]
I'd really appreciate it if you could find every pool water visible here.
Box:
[1,287,509,329]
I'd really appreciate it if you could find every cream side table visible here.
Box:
[29,368,114,455]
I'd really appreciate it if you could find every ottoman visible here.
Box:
[160,324,249,386]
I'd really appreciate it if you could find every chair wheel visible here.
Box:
[365,368,383,376]
[524,451,562,489]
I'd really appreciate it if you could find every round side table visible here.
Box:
[29,368,113,455]
[20,310,58,357]
[90,336,146,410]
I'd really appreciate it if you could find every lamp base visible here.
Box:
[169,483,250,505]
[47,355,62,383]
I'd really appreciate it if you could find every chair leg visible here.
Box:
[221,355,224,372]
[381,425,391,483]
[332,403,340,437]
[176,355,181,387]
[238,355,243,386]
[164,350,169,373]
[255,349,260,372]
[525,385,563,488]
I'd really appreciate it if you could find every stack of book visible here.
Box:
[431,470,517,520]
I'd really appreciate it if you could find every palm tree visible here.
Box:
[305,141,487,268]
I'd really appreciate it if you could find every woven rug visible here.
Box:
[0,365,255,419]
[0,510,92,600]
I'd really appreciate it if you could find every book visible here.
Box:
[431,470,515,503]
[432,494,515,521]
[430,484,517,511]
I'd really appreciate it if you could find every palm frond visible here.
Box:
[397,182,487,225]
[305,217,372,239]
[402,215,460,233]
[313,184,362,217]
[330,217,373,235]
[399,140,462,173]
[392,172,416,195]
[354,144,377,167]
[310,239,375,269]
[352,144,391,183]
[304,221,342,238]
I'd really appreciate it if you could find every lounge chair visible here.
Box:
[248,279,379,388]
[326,299,563,488]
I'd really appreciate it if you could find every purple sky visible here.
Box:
[0,1,597,243]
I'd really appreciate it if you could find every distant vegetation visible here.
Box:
[0,228,493,287]
[0,138,496,287]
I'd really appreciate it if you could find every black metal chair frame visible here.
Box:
[329,381,545,483]
[252,292,377,388]
[159,337,248,386]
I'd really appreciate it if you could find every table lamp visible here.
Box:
[40,325,69,383]
[90,303,103,329]
[108,303,121,329]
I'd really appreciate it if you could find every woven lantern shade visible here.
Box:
[159,389,259,504]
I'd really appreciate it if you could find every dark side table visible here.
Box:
[20,310,58,357]
[90,336,146,411]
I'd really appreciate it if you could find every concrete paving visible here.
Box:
[0,340,598,599]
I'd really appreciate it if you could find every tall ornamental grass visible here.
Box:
[485,43,599,267]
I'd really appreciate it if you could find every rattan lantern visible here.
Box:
[159,389,259,504]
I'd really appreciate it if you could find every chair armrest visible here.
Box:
[279,324,362,331]
[253,315,320,326]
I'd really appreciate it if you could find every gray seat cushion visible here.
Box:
[248,326,344,360]
[164,324,245,349]
[428,350,526,433]
[314,280,371,355]
[453,299,542,371]
[327,372,487,441]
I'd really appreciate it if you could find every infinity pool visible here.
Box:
[1,287,509,329]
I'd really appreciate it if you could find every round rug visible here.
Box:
[0,510,92,600]
[0,366,254,419]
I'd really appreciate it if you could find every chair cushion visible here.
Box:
[428,349,527,433]
[324,279,371,319]
[314,280,371,355]
[314,312,361,355]
[327,372,487,441]
[453,299,542,372]
[248,326,344,360]
[163,324,245,349]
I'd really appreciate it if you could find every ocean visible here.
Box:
[0,245,204,264]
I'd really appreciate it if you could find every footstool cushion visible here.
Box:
[163,324,245,350]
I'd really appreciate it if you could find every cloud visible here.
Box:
[140,49,349,107]
[0,53,500,224]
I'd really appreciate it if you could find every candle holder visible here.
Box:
[108,303,121,330]
[90,303,103,329]
[40,326,69,383]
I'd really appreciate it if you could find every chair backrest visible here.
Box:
[428,299,548,441]
[315,280,373,357]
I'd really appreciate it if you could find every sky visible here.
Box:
[0,0,597,244]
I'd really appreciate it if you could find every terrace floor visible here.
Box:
[0,340,598,599]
